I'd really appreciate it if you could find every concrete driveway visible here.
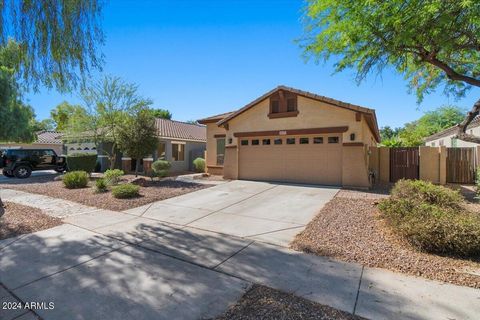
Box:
[124,180,339,246]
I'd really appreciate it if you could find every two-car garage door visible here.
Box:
[238,134,343,185]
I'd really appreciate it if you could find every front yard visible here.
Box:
[2,174,209,211]
[292,186,480,289]
[0,202,62,240]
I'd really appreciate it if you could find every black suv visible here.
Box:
[1,149,66,178]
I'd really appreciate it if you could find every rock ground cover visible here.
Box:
[0,202,62,240]
[216,285,363,320]
[291,189,480,289]
[2,175,210,211]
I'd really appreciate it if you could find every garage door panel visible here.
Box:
[239,135,342,185]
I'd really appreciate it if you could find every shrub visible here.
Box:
[476,168,480,198]
[95,178,108,193]
[66,153,97,173]
[63,171,89,189]
[104,169,124,185]
[192,157,205,173]
[112,183,140,199]
[378,179,480,257]
[151,160,171,178]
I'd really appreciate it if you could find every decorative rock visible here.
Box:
[130,177,148,187]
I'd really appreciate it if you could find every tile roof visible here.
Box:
[424,117,480,142]
[35,131,64,144]
[197,111,235,124]
[155,118,206,142]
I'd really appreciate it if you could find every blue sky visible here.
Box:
[26,0,479,128]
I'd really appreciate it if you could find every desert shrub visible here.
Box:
[378,179,480,257]
[95,178,108,193]
[389,179,463,209]
[63,171,89,189]
[476,168,480,198]
[66,153,97,173]
[192,157,205,173]
[112,183,140,199]
[104,169,124,185]
[151,160,171,178]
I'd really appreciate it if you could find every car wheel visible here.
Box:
[2,170,14,178]
[13,165,32,179]
[54,166,66,173]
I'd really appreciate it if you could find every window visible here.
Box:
[313,137,323,144]
[274,138,282,145]
[439,139,444,146]
[216,138,225,165]
[172,143,185,161]
[157,142,166,160]
[271,100,280,113]
[328,137,339,144]
[241,140,248,146]
[287,98,296,112]
[286,138,295,144]
[299,137,309,144]
[262,139,271,145]
[431,142,435,147]
[252,139,259,145]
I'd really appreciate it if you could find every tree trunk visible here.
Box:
[0,196,5,218]
[456,98,480,144]
[135,159,140,177]
[110,143,117,170]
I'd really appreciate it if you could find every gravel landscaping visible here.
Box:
[2,175,209,211]
[216,285,363,320]
[291,190,480,289]
[0,202,62,240]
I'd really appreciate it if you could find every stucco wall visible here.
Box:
[419,146,441,183]
[223,146,238,179]
[225,96,368,147]
[342,146,370,188]
[426,126,480,147]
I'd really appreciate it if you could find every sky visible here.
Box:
[26,0,480,129]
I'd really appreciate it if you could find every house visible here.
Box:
[424,118,479,147]
[121,118,206,174]
[198,86,380,188]
[0,131,64,155]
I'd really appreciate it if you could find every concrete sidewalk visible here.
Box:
[1,181,479,319]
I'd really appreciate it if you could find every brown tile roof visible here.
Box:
[197,111,235,124]
[155,118,206,142]
[199,85,380,142]
[35,131,64,144]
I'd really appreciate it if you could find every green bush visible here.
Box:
[476,168,480,198]
[104,169,124,185]
[151,160,171,178]
[95,178,108,193]
[112,183,140,199]
[192,157,205,173]
[378,179,480,257]
[66,153,97,173]
[63,171,89,189]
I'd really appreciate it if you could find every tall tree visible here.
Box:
[74,75,152,169]
[50,101,88,131]
[302,0,480,142]
[117,106,158,176]
[150,108,172,119]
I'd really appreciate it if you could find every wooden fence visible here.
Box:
[389,147,420,182]
[446,148,476,184]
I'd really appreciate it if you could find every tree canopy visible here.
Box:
[150,108,172,119]
[381,105,465,146]
[1,0,104,91]
[50,101,88,131]
[303,0,480,142]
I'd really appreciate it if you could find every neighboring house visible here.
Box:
[0,131,64,155]
[424,118,480,147]
[121,118,206,174]
[198,86,380,188]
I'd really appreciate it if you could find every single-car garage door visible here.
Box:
[238,134,343,185]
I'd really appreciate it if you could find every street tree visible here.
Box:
[302,0,480,142]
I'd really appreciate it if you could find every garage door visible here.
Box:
[238,134,343,185]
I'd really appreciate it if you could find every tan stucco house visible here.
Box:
[424,118,480,148]
[198,86,380,188]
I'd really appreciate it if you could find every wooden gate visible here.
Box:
[446,148,476,184]
[390,147,419,182]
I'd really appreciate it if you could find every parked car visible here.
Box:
[1,149,67,179]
